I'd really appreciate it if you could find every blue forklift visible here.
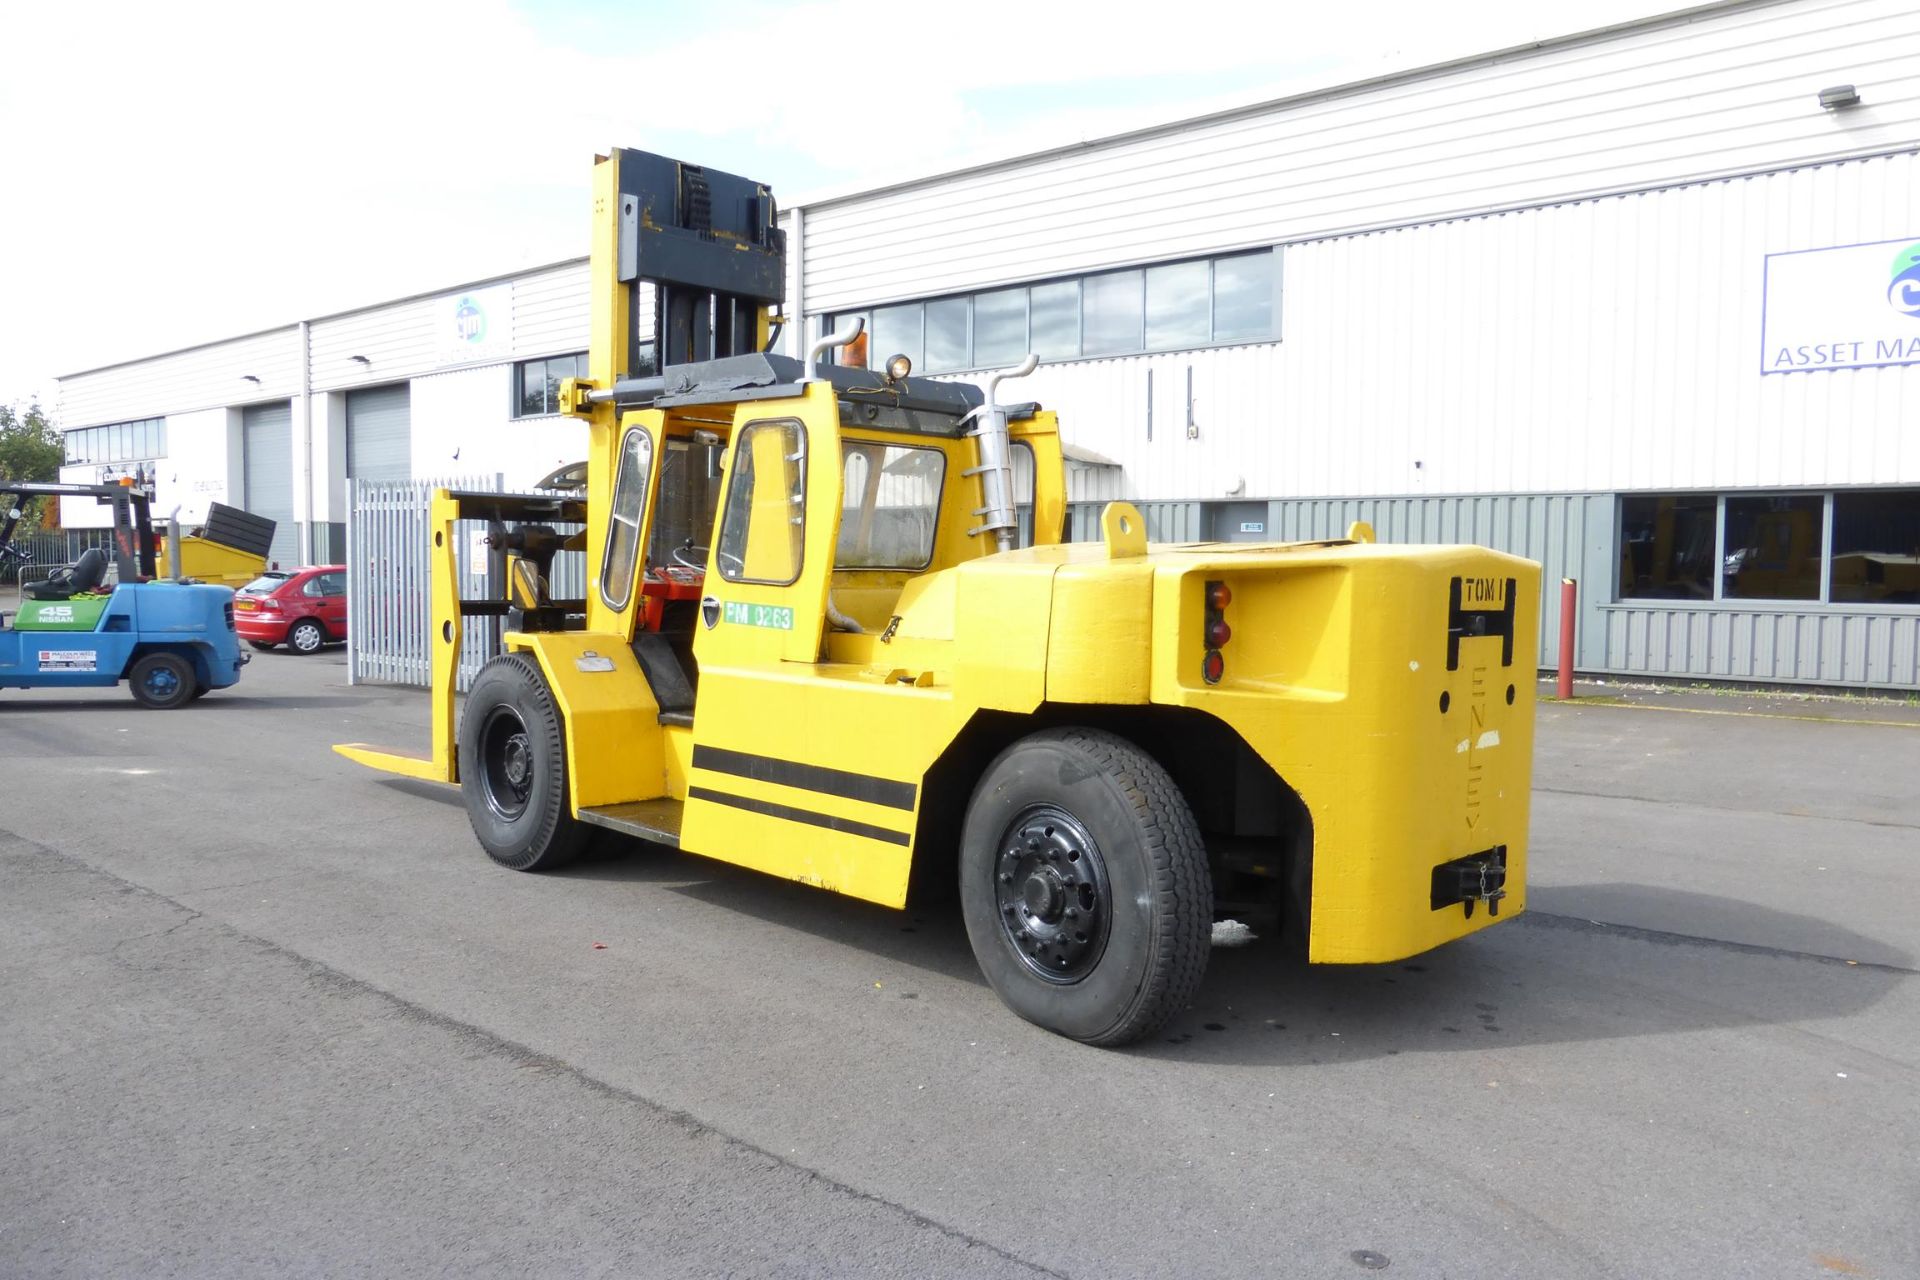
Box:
[0,480,250,708]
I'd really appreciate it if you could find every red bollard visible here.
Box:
[1556,577,1577,700]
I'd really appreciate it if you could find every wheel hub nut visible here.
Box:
[1022,869,1066,922]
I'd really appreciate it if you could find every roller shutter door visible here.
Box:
[346,384,411,482]
[241,401,298,568]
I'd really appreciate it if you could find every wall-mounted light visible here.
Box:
[1818,84,1861,110]
[349,354,372,366]
[240,374,261,384]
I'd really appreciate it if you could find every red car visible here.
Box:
[234,565,348,654]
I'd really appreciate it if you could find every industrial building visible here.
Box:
[53,0,1920,688]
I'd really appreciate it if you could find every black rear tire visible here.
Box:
[959,727,1211,1046]
[459,653,588,872]
[287,619,326,655]
[128,653,198,710]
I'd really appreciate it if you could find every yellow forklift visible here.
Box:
[339,149,1539,1045]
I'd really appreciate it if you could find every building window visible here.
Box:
[827,247,1279,374]
[1723,494,1823,602]
[63,417,167,466]
[1619,494,1716,600]
[514,353,586,417]
[1830,488,1920,604]
[1618,489,1920,608]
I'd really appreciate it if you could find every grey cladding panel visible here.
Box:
[346,384,412,483]
[242,400,297,568]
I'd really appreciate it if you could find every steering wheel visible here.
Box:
[673,539,749,578]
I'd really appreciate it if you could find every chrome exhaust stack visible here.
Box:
[964,353,1038,553]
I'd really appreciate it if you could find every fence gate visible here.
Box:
[345,476,589,691]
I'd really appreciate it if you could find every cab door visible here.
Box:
[317,570,348,635]
[680,392,922,907]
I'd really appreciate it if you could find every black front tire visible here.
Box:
[959,727,1211,1046]
[128,653,198,710]
[458,653,588,872]
[287,619,327,654]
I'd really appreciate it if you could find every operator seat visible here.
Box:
[23,548,108,601]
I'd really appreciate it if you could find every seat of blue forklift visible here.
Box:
[23,547,108,601]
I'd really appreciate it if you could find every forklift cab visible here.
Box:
[587,352,1063,724]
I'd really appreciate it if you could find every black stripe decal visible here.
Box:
[688,786,912,847]
[691,744,917,811]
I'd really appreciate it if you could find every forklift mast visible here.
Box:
[614,150,786,373]
[0,481,157,583]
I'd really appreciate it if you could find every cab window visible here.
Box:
[717,420,806,585]
[600,426,654,608]
[836,442,945,570]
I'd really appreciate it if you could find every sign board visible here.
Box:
[434,283,514,367]
[1238,521,1265,534]
[1762,236,1920,374]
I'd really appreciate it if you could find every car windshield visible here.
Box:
[240,574,291,594]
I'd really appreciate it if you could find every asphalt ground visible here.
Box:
[2,650,1915,1279]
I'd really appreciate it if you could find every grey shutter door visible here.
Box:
[346,385,412,482]
[241,401,298,568]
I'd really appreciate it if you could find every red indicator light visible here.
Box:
[1205,619,1232,648]
[1206,581,1232,611]
[1202,650,1225,684]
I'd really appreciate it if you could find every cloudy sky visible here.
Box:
[0,0,1673,413]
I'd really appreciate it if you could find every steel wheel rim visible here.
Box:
[478,705,534,821]
[993,804,1112,983]
[145,665,180,699]
[292,623,322,652]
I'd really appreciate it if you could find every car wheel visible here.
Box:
[128,652,198,710]
[287,619,326,655]
[458,653,588,872]
[958,727,1211,1046]
[248,640,277,652]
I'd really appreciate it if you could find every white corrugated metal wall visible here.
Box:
[962,150,1918,502]
[798,0,1919,315]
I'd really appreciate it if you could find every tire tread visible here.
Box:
[461,653,586,872]
[1045,727,1211,1045]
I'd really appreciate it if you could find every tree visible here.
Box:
[0,402,66,532]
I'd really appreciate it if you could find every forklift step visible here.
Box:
[578,798,684,848]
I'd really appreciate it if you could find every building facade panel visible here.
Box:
[799,0,1918,314]
[56,327,300,428]
[952,150,1916,505]
[511,260,591,359]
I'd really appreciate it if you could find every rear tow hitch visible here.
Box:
[1430,846,1508,919]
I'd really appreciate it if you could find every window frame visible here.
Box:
[1611,487,1920,613]
[833,440,947,573]
[598,425,656,611]
[512,352,586,420]
[825,246,1280,376]
[64,417,167,466]
[716,418,809,588]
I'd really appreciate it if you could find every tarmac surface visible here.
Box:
[2,649,1916,1279]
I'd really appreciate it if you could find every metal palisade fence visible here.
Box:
[346,475,587,691]
[343,486,1131,691]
